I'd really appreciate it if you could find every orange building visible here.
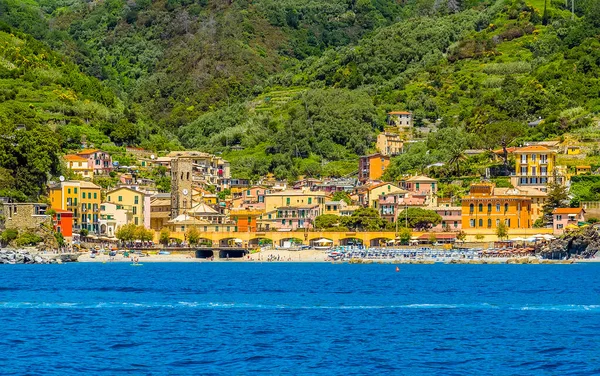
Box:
[230,209,263,232]
[53,209,74,239]
[358,153,390,183]
[461,183,533,230]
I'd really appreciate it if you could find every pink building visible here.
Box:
[232,186,267,211]
[430,206,462,232]
[77,149,113,175]
[552,208,585,235]
[378,192,427,223]
[401,175,438,195]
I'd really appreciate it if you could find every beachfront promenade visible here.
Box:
[157,228,554,248]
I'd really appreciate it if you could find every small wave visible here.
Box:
[519,305,600,312]
[1,302,598,311]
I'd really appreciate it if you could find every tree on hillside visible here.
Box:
[480,121,525,174]
[398,208,442,230]
[496,221,508,240]
[397,227,412,244]
[340,207,387,231]
[315,214,341,230]
[159,228,171,246]
[115,223,136,243]
[135,226,154,242]
[186,227,201,246]
[542,182,570,223]
[332,191,352,205]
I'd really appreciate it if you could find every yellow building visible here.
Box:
[576,165,592,175]
[49,181,101,233]
[566,146,581,155]
[106,187,151,228]
[324,200,350,215]
[64,154,93,179]
[376,132,403,156]
[264,189,328,212]
[513,145,558,191]
[461,183,533,231]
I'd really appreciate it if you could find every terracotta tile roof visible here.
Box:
[492,147,519,155]
[388,111,411,115]
[515,145,552,152]
[77,148,101,155]
[552,208,585,214]
[406,175,437,182]
[63,154,88,162]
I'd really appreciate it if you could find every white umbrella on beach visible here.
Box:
[542,234,555,240]
[314,238,333,244]
[524,237,537,242]
[511,237,525,242]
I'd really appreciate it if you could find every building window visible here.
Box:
[286,198,290,205]
[470,219,475,227]
[487,219,492,228]
[94,193,97,199]
[74,188,78,194]
[478,203,483,212]
[469,204,474,213]
[487,203,492,213]
[134,217,138,225]
[68,188,71,194]
[134,196,139,205]
[118,196,122,202]
[504,203,509,212]
[478,219,483,227]
[496,203,500,212]
[133,207,137,215]
[556,215,562,220]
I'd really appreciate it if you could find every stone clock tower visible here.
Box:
[171,157,193,218]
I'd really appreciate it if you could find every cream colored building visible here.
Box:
[64,155,93,179]
[99,202,128,238]
[264,189,328,213]
[105,187,152,228]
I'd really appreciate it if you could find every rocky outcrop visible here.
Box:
[0,249,77,264]
[536,227,600,259]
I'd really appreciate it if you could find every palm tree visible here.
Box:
[448,149,467,176]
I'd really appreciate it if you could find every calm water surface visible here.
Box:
[0,263,599,375]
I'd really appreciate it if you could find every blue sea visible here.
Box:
[0,263,599,375]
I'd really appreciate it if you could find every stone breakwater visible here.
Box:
[0,249,78,264]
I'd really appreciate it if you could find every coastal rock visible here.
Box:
[538,227,600,259]
[0,248,67,264]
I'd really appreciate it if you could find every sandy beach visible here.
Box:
[75,249,599,264]
[76,249,331,263]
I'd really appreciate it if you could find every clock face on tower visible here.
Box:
[183,189,188,196]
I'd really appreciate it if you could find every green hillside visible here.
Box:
[1,0,600,194]
[0,27,122,200]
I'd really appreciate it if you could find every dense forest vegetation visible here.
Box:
[0,0,600,198]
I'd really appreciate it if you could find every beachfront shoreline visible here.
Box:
[75,250,600,264]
